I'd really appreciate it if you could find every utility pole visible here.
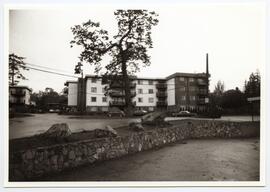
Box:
[206,53,209,95]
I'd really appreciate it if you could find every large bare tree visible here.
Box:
[70,10,159,114]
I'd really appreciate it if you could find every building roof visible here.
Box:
[9,85,32,92]
[166,72,209,80]
[74,71,210,82]
[64,80,78,86]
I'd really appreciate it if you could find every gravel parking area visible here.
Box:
[39,138,260,181]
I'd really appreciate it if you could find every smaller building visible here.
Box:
[9,86,32,112]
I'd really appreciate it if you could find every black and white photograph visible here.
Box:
[4,1,267,188]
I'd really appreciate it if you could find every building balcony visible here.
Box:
[197,89,207,95]
[156,101,168,107]
[197,80,207,86]
[109,82,136,89]
[109,101,125,107]
[129,83,136,89]
[109,91,125,97]
[10,91,25,97]
[109,91,136,97]
[197,99,205,105]
[156,92,167,97]
[156,83,167,89]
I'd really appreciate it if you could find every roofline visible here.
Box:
[166,72,209,80]
[9,86,32,92]
[65,80,78,86]
[80,72,210,81]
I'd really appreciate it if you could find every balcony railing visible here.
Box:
[109,82,136,89]
[197,99,205,105]
[197,80,207,86]
[109,91,136,97]
[156,101,168,107]
[156,83,167,89]
[10,91,25,96]
[109,91,125,97]
[109,101,125,106]
[197,89,207,95]
[156,92,167,97]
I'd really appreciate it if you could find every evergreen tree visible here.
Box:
[9,53,29,86]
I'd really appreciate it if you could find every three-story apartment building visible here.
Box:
[65,70,210,113]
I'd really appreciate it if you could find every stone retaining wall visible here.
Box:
[9,120,259,181]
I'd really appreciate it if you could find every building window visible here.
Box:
[180,87,185,91]
[91,78,97,83]
[91,87,97,93]
[190,96,196,101]
[102,87,106,93]
[189,78,194,82]
[102,97,107,102]
[138,80,143,85]
[179,77,185,81]
[148,97,154,103]
[91,97,97,102]
[138,89,143,94]
[148,89,154,94]
[138,98,143,103]
[148,80,153,85]
[181,96,186,101]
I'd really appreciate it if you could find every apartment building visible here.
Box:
[9,86,32,105]
[65,71,209,112]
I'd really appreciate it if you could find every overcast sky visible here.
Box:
[9,3,265,93]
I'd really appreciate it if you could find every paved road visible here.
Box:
[38,138,259,181]
[9,114,260,139]
[9,114,138,139]
[166,115,260,122]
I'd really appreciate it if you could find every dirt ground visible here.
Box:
[38,138,260,181]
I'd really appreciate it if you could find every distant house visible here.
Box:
[9,86,32,112]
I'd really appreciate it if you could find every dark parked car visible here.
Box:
[171,110,196,117]
[107,108,125,117]
[133,109,148,116]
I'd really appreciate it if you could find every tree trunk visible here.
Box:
[121,60,133,116]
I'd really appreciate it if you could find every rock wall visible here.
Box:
[9,120,259,181]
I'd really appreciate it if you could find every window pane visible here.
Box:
[91,87,97,93]
[91,97,97,102]
[149,98,154,103]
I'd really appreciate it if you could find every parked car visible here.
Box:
[133,109,148,116]
[49,109,60,113]
[107,108,125,117]
[171,110,196,117]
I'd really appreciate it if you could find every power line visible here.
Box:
[23,65,79,79]
[25,62,73,74]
